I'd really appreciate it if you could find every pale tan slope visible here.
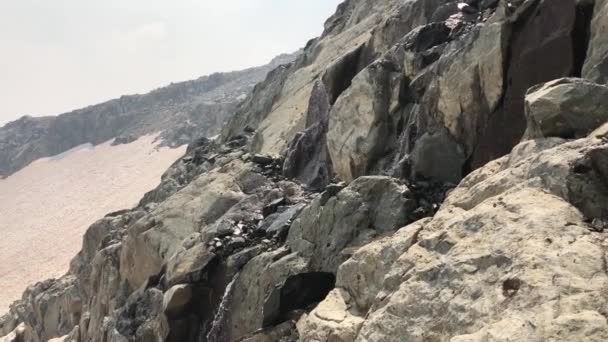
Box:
[0,135,186,312]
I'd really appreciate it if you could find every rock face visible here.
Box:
[583,0,608,83]
[4,0,608,342]
[0,53,297,177]
[300,127,608,341]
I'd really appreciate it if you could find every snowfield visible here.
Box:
[0,134,185,311]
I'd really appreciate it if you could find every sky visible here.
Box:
[0,0,342,126]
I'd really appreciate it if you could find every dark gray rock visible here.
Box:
[252,154,274,166]
[411,129,467,183]
[262,204,306,239]
[227,236,247,250]
[282,81,333,190]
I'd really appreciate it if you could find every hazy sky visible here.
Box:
[0,0,342,125]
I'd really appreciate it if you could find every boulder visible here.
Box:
[165,246,216,287]
[523,78,608,139]
[257,204,305,239]
[163,285,193,318]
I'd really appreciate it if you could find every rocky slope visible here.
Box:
[0,53,297,178]
[2,0,608,341]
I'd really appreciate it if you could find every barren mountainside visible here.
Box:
[2,0,608,341]
[0,52,297,177]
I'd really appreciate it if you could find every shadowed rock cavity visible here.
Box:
[165,283,214,342]
[262,272,336,328]
[322,45,367,104]
[572,0,595,76]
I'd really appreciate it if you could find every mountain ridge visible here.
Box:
[0,52,298,177]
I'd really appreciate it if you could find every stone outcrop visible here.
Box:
[4,0,608,341]
[297,127,608,341]
[0,323,34,342]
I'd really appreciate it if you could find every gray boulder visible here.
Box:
[523,78,608,139]
[162,285,193,318]
[288,176,417,273]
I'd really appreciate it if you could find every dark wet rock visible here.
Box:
[262,272,335,328]
[431,2,460,22]
[458,2,478,15]
[226,246,265,271]
[481,0,499,9]
[282,81,333,190]
[323,182,346,198]
[260,204,306,240]
[207,219,237,237]
[262,197,287,217]
[252,154,274,166]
